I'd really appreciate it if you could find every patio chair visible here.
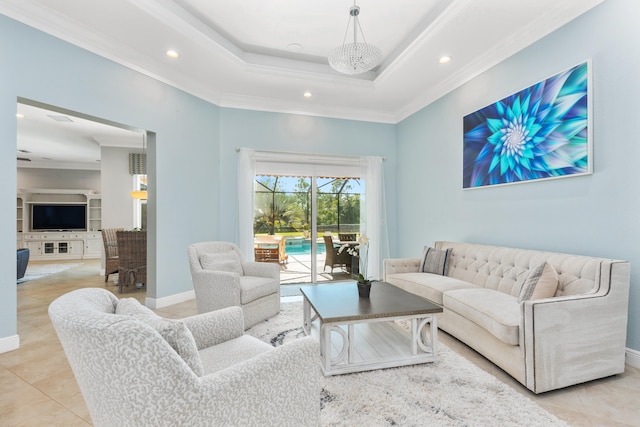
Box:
[101,228,123,283]
[338,233,356,241]
[188,241,280,329]
[48,288,320,427]
[116,230,146,293]
[323,235,352,273]
[254,235,288,265]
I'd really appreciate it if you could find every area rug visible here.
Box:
[17,263,81,284]
[246,302,568,427]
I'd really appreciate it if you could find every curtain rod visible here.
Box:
[235,147,385,161]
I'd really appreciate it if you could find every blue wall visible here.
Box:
[0,16,396,349]
[3,0,637,355]
[218,108,397,249]
[0,15,220,344]
[396,0,640,351]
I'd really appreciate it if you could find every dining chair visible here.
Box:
[101,228,123,283]
[116,230,146,293]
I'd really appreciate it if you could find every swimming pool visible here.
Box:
[284,238,326,255]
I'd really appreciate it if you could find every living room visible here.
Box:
[2,0,640,425]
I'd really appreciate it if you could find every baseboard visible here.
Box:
[146,290,195,309]
[626,347,640,368]
[0,334,20,354]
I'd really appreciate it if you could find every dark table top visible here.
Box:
[299,281,442,323]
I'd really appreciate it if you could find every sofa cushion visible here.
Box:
[387,272,476,305]
[518,262,559,302]
[116,298,204,376]
[239,275,280,304]
[200,252,244,276]
[199,334,272,375]
[419,246,451,275]
[443,288,520,346]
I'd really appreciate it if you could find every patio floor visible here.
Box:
[278,252,354,296]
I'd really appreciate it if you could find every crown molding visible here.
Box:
[1,0,606,126]
[376,0,470,84]
[130,0,376,81]
[18,160,101,171]
[393,0,606,123]
[219,93,396,124]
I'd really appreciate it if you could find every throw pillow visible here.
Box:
[419,246,451,275]
[200,252,244,276]
[518,262,559,302]
[115,298,204,376]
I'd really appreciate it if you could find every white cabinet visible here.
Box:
[87,196,102,232]
[16,189,103,260]
[26,241,43,256]
[42,241,83,256]
[23,232,88,260]
[84,232,103,258]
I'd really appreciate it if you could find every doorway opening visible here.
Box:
[16,97,152,297]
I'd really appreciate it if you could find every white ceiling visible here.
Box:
[16,102,144,171]
[4,0,605,168]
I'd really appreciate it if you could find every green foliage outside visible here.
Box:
[254,176,361,235]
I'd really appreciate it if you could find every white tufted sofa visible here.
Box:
[49,288,320,427]
[384,241,630,394]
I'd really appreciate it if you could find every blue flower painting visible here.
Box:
[463,62,590,188]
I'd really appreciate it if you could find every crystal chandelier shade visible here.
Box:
[328,4,381,75]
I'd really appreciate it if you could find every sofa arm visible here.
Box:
[242,261,280,280]
[182,306,244,350]
[522,260,630,393]
[191,270,241,313]
[384,258,420,280]
[197,336,321,425]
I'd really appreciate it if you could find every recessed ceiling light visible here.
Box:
[166,50,180,59]
[439,56,451,64]
[303,91,312,98]
[16,113,24,119]
[288,43,303,53]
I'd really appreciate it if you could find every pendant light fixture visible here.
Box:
[328,1,382,75]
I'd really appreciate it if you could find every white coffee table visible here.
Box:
[300,282,443,376]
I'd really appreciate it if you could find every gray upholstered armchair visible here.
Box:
[49,288,320,427]
[188,241,280,328]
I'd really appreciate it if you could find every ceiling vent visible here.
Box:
[17,157,31,162]
[47,115,73,122]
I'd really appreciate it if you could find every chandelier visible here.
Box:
[328,2,382,75]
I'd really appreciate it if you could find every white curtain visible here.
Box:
[237,148,256,260]
[360,156,389,281]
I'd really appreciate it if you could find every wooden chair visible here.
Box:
[101,228,123,283]
[323,235,352,273]
[116,230,146,293]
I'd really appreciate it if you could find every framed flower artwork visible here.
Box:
[462,61,592,189]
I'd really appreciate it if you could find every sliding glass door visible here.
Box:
[253,174,362,285]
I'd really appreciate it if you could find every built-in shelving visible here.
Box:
[16,189,102,260]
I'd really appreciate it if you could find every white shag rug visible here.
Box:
[17,263,80,284]
[247,302,568,427]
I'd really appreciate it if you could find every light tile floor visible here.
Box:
[3,260,639,426]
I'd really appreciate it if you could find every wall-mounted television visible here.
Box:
[31,204,87,231]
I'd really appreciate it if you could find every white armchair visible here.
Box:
[188,241,280,328]
[49,288,320,427]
